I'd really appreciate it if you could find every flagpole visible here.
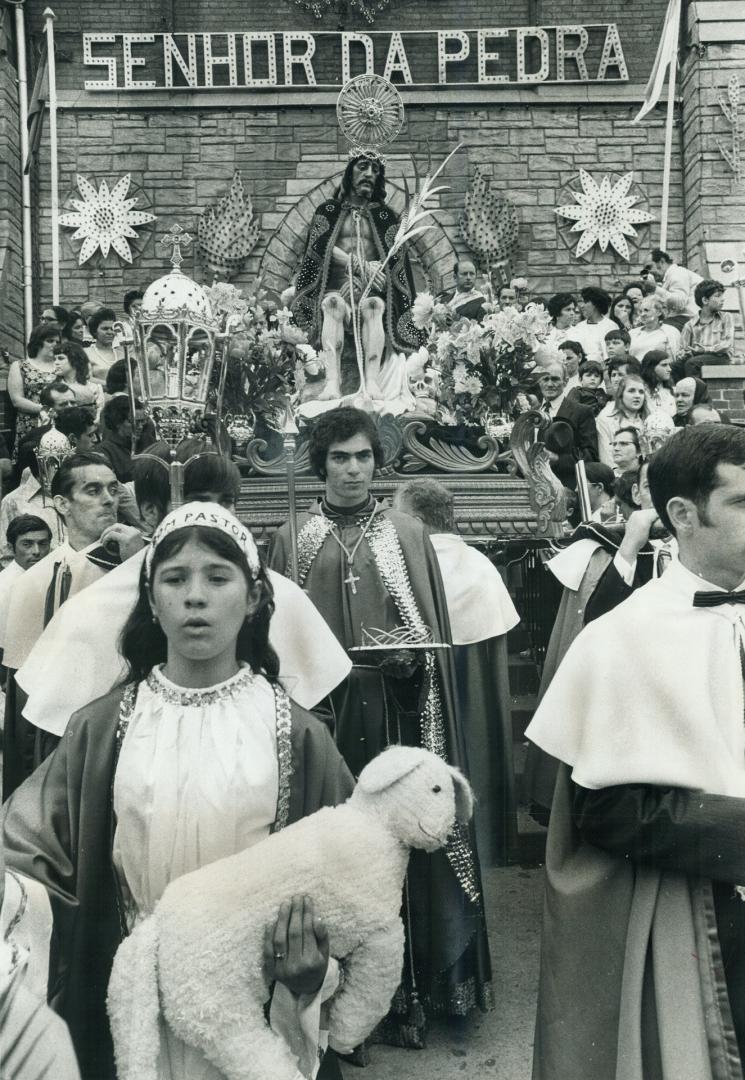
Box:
[44,8,59,305]
[15,4,34,338]
[659,50,677,250]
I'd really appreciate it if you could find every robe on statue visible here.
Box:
[269,501,492,1030]
[2,681,354,1080]
[526,560,745,1079]
[292,199,426,356]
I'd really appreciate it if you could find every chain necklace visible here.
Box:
[321,501,379,594]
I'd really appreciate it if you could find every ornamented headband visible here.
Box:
[145,502,261,580]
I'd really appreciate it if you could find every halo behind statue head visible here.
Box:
[337,75,404,163]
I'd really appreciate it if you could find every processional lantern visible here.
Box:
[120,223,228,508]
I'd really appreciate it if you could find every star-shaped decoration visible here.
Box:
[555,170,654,262]
[59,174,157,265]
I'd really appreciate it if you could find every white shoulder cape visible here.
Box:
[18,550,352,736]
[525,559,745,797]
[429,533,520,645]
[2,543,104,672]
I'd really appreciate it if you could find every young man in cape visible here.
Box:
[270,407,492,1047]
[527,423,745,1079]
[14,443,352,765]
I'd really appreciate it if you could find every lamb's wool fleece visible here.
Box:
[107,746,472,1080]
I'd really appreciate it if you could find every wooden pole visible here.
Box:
[44,9,59,305]
[659,51,677,250]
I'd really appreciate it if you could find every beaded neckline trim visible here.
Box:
[145,665,256,707]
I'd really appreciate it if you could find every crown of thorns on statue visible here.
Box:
[347,145,387,166]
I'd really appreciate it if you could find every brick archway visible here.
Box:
[259,170,458,297]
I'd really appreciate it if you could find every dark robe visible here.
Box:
[292,199,426,355]
[453,637,517,865]
[269,501,492,1029]
[2,685,354,1080]
[533,765,744,1080]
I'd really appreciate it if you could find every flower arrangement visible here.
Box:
[415,300,551,429]
[203,281,309,427]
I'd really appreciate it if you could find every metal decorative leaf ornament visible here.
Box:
[198,171,261,280]
[337,75,404,157]
[460,169,519,271]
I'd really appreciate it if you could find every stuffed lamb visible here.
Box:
[107,746,473,1080]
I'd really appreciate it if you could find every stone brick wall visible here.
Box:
[31,99,681,312]
[682,3,745,351]
[701,366,745,422]
[0,16,24,360]
[11,0,678,334]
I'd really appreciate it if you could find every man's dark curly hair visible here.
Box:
[337,156,387,204]
[308,407,384,480]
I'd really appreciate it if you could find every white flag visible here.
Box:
[632,0,681,123]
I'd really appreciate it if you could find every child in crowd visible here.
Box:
[566,361,606,416]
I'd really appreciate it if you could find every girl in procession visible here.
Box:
[2,502,354,1080]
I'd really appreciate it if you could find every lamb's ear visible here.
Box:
[357,746,428,793]
[449,766,474,823]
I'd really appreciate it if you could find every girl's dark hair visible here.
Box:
[27,323,61,357]
[58,340,91,383]
[640,349,670,390]
[120,526,279,685]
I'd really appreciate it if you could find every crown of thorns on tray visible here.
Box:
[360,625,434,648]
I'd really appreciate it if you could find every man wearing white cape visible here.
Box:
[16,451,352,752]
[527,424,745,1080]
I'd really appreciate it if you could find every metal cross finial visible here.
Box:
[159,223,193,270]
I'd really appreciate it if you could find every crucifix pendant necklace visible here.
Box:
[323,503,378,595]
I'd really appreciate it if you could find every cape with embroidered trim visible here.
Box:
[269,501,493,1025]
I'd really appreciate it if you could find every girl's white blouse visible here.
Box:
[113,665,283,1080]
[113,664,279,920]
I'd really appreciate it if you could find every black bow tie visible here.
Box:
[693,589,745,608]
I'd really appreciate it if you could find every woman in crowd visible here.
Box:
[7,324,63,453]
[629,295,681,361]
[39,304,69,327]
[85,307,121,385]
[54,341,105,414]
[545,292,578,350]
[609,294,635,332]
[621,280,645,321]
[596,373,650,468]
[673,375,710,427]
[640,349,676,416]
[62,310,88,345]
[3,502,354,1080]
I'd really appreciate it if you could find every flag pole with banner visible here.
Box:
[632,0,681,249]
[43,8,60,305]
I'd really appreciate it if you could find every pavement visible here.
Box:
[340,864,544,1080]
